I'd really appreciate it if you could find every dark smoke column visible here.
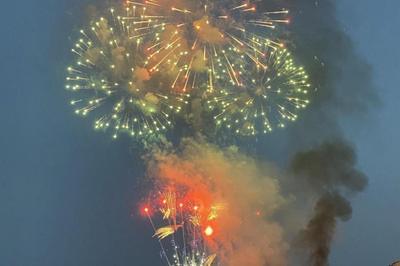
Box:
[257,0,376,264]
[290,141,368,266]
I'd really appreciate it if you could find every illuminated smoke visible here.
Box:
[146,139,288,266]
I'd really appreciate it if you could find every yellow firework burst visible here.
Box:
[208,43,311,136]
[66,7,188,139]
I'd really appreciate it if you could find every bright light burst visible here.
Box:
[208,44,311,136]
[141,188,221,266]
[126,0,289,94]
[66,7,188,139]
[66,2,310,139]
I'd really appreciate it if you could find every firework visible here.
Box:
[66,6,188,139]
[141,188,221,266]
[208,44,311,136]
[126,0,289,95]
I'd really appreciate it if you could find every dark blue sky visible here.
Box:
[1,0,159,265]
[331,1,400,265]
[0,0,399,265]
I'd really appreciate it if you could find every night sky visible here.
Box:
[1,0,399,265]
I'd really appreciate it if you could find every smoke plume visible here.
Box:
[298,193,352,266]
[290,141,367,266]
[257,1,377,264]
[146,139,288,266]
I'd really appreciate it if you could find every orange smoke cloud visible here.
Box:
[133,67,151,82]
[193,16,226,45]
[147,139,288,266]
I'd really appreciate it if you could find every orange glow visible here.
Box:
[204,225,214,236]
